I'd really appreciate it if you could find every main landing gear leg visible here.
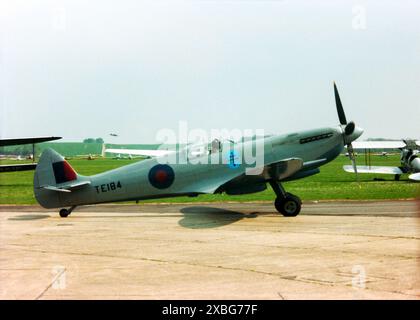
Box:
[269,180,302,217]
[59,205,77,218]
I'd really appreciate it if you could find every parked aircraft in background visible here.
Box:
[0,136,61,172]
[343,140,420,181]
[106,148,171,158]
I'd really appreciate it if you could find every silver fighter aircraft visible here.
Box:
[33,83,363,217]
[343,140,420,181]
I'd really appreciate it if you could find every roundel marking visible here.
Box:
[148,164,175,189]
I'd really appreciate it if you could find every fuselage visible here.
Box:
[35,125,358,208]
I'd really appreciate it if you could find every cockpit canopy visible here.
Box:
[187,138,234,158]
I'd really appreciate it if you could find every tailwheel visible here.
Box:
[59,205,76,218]
[59,209,70,218]
[274,193,302,217]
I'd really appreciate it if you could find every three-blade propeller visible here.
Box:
[334,82,359,184]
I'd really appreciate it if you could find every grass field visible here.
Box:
[0,155,418,205]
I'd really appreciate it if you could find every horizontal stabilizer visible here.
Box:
[343,165,403,175]
[42,185,71,193]
[63,180,91,190]
[408,172,420,181]
[40,180,91,193]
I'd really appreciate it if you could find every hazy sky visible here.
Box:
[1,0,419,143]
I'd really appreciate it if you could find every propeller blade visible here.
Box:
[351,154,360,185]
[347,143,360,186]
[334,82,347,125]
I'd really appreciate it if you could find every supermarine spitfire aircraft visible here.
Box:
[343,140,420,181]
[33,83,363,217]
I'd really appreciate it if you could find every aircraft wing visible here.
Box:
[262,158,303,180]
[244,158,303,180]
[189,158,304,195]
[105,148,174,157]
[408,173,420,181]
[0,136,61,147]
[0,136,62,173]
[343,165,403,175]
[348,141,405,149]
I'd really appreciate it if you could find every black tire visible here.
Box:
[274,193,302,217]
[59,209,69,218]
[394,174,400,181]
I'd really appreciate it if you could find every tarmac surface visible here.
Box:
[0,200,419,299]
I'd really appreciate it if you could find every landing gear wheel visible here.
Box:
[274,193,302,217]
[59,208,70,218]
[394,174,400,181]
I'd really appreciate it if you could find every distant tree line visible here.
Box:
[83,138,104,144]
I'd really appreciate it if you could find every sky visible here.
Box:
[1,0,419,144]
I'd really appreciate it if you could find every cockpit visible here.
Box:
[187,138,233,158]
[209,138,222,154]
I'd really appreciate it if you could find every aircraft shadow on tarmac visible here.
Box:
[179,206,259,229]
[8,214,50,221]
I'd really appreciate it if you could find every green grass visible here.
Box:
[0,155,418,205]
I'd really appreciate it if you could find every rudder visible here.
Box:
[34,148,79,208]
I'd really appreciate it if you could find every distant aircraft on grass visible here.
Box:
[343,140,420,181]
[0,136,61,172]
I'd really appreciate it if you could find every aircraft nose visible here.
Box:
[343,125,364,144]
[411,157,420,171]
[352,126,364,141]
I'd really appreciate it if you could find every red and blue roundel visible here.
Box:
[148,164,175,189]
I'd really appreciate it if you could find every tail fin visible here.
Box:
[34,148,78,187]
[33,148,83,208]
